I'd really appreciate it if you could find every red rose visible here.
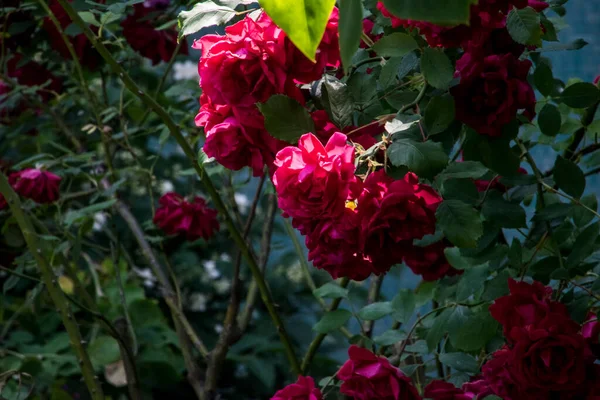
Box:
[270,376,322,400]
[582,312,600,358]
[273,132,358,221]
[337,345,420,400]
[203,107,284,177]
[43,0,100,69]
[479,347,522,399]
[506,315,595,398]
[361,19,383,49]
[403,241,462,281]
[305,208,374,281]
[461,378,494,399]
[460,28,526,72]
[424,380,473,400]
[357,170,441,273]
[153,193,219,242]
[594,75,600,86]
[9,169,61,204]
[311,110,382,150]
[121,4,188,65]
[489,278,568,342]
[451,53,535,137]
[193,15,292,107]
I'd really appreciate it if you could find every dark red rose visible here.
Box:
[506,315,595,399]
[305,208,374,281]
[461,378,494,399]
[479,347,523,399]
[582,312,600,358]
[270,376,322,400]
[121,4,188,65]
[489,278,568,343]
[9,169,62,204]
[43,0,100,69]
[451,53,536,137]
[357,170,441,274]
[153,193,219,242]
[403,241,462,281]
[461,28,526,71]
[337,345,420,400]
[424,380,473,400]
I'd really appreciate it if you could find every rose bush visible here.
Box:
[1,0,600,399]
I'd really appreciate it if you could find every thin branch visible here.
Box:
[541,181,600,219]
[0,172,104,400]
[57,0,301,373]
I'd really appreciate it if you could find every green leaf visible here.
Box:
[439,161,489,180]
[424,95,456,135]
[426,307,453,350]
[538,104,561,136]
[560,82,600,108]
[507,7,542,46]
[89,336,120,368]
[571,194,597,227]
[532,203,573,222]
[63,199,117,227]
[439,352,479,373]
[313,282,349,299]
[373,329,407,346]
[482,270,511,301]
[258,94,315,143]
[313,309,352,333]
[421,48,454,90]
[436,200,483,248]
[358,302,393,320]
[348,73,377,104]
[441,179,479,205]
[391,289,415,323]
[371,33,418,58]
[381,0,476,25]
[508,239,523,268]
[259,0,337,61]
[447,307,499,352]
[566,222,600,268]
[78,11,100,27]
[130,299,165,327]
[379,56,404,89]
[456,264,488,301]
[339,0,363,72]
[443,247,473,270]
[388,139,449,179]
[482,192,527,228]
[322,77,354,128]
[554,156,585,198]
[534,63,554,97]
[177,1,237,36]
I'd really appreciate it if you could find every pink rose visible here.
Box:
[270,376,322,400]
[311,110,381,151]
[273,132,358,221]
[424,380,473,400]
[9,169,61,204]
[451,53,536,137]
[582,312,600,358]
[337,345,420,400]
[153,193,219,242]
[357,170,441,273]
[121,4,188,65]
[193,15,291,107]
[403,241,462,281]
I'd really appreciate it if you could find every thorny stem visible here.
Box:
[0,172,104,400]
[541,181,600,219]
[56,0,301,373]
[301,277,351,374]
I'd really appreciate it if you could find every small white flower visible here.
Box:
[93,212,107,232]
[173,61,198,81]
[234,193,250,214]
[215,279,231,294]
[220,253,232,262]
[215,324,223,334]
[189,293,208,312]
[203,260,220,279]
[159,180,174,195]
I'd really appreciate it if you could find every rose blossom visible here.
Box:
[594,75,600,86]
[305,208,374,281]
[9,169,61,204]
[451,53,536,137]
[357,170,441,273]
[424,380,473,400]
[43,0,100,69]
[311,110,381,150]
[403,241,462,281]
[273,132,358,221]
[337,345,420,400]
[270,376,322,400]
[203,107,285,177]
[153,193,219,241]
[489,278,568,342]
[193,15,293,107]
[121,4,188,65]
[582,312,600,358]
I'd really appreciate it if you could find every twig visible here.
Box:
[57,0,301,373]
[541,181,600,219]
[301,277,350,374]
[0,172,104,400]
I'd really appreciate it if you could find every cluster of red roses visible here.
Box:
[193,11,340,177]
[152,192,219,242]
[272,279,600,399]
[0,168,62,210]
[273,133,461,281]
[379,0,543,137]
